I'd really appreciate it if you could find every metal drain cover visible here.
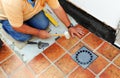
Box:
[72,46,98,69]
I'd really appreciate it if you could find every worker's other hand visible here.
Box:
[68,24,84,38]
[38,30,51,39]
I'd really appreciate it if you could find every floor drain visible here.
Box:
[72,46,98,69]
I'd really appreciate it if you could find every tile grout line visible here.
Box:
[0,53,14,64]
[81,39,106,77]
[65,65,79,78]
[50,42,68,64]
[0,67,8,78]
[56,32,91,54]
[81,37,104,52]
[76,32,117,77]
[94,41,120,72]
[56,41,82,77]
[41,52,67,77]
[111,50,120,61]
[55,32,93,77]
[52,64,67,78]
[96,41,120,70]
[95,75,100,78]
[8,64,25,78]
[35,64,52,78]
[96,52,111,63]
[87,68,97,76]
[8,53,29,76]
[65,32,93,77]
[81,32,91,41]
[25,64,37,78]
[94,51,114,77]
[55,32,91,56]
[27,41,70,78]
[96,61,113,77]
[110,53,120,69]
[55,41,69,53]
[113,62,120,69]
[92,41,105,52]
[95,51,118,77]
[76,32,91,47]
[56,41,85,77]
[74,31,91,45]
[52,52,66,64]
[81,34,105,53]
[39,52,56,76]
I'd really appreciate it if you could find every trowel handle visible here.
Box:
[27,41,38,44]
[51,34,64,37]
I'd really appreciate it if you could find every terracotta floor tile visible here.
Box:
[0,44,13,62]
[69,42,84,54]
[89,56,109,74]
[0,69,6,78]
[114,56,120,67]
[100,65,120,78]
[10,66,34,78]
[38,65,64,78]
[98,42,120,61]
[55,54,78,75]
[57,36,79,50]
[43,43,65,62]
[28,54,50,74]
[68,67,95,78]
[82,33,103,49]
[1,55,23,75]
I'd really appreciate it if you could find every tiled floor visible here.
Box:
[0,25,120,78]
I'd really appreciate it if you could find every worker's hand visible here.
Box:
[68,24,84,38]
[37,30,51,39]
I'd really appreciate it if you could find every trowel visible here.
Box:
[27,41,49,49]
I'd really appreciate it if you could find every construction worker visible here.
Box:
[0,0,84,42]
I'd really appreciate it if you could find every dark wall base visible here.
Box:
[0,39,3,48]
[59,0,116,44]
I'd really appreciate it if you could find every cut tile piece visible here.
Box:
[1,55,23,75]
[57,36,79,50]
[98,42,120,61]
[0,44,13,62]
[72,46,98,69]
[43,43,65,62]
[10,66,35,78]
[114,56,120,67]
[28,54,50,74]
[100,65,120,78]
[38,65,64,78]
[68,67,95,78]
[89,56,109,74]
[55,54,77,75]
[82,33,103,49]
[0,69,6,78]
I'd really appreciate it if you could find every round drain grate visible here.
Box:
[75,50,93,65]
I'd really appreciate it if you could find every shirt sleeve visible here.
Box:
[46,0,60,9]
[1,0,23,27]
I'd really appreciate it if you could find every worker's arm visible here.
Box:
[52,6,84,38]
[12,24,50,39]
